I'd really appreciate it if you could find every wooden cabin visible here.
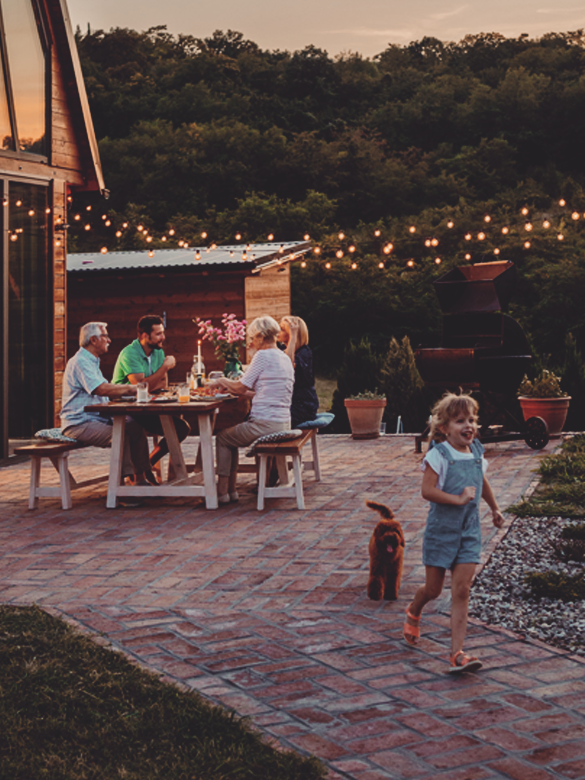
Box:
[0,0,104,458]
[67,243,310,382]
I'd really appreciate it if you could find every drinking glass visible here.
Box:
[136,382,149,403]
[177,383,190,404]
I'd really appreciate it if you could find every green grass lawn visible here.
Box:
[0,605,325,780]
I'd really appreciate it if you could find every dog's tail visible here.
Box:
[366,500,394,520]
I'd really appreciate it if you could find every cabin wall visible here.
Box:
[67,269,252,393]
[244,264,291,362]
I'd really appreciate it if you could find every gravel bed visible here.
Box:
[469,515,585,656]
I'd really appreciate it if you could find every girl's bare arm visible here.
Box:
[482,476,505,528]
[421,464,476,506]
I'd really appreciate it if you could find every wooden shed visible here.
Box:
[0,0,104,458]
[67,243,310,384]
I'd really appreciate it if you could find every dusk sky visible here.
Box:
[66,0,585,57]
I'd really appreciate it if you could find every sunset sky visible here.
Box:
[67,0,585,57]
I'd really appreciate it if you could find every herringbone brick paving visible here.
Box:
[2,434,585,779]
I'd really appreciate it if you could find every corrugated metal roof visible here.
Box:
[67,242,310,273]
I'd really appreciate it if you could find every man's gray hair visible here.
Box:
[79,322,108,347]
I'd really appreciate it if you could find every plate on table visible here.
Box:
[152,396,176,403]
[120,395,136,401]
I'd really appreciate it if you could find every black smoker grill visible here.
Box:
[414,260,549,450]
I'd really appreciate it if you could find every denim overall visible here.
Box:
[422,439,485,569]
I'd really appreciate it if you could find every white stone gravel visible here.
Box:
[469,515,585,656]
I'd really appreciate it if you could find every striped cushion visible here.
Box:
[245,429,303,456]
[35,428,78,444]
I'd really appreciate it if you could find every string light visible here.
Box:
[303,234,310,240]
[425,239,431,247]
[10,233,17,241]
[465,233,472,240]
[338,232,345,240]
[543,220,550,228]
[168,228,174,235]
[100,247,108,254]
[502,227,509,234]
[235,233,241,240]
[484,215,491,223]
[494,248,500,255]
[407,259,415,267]
[525,223,533,231]
[301,260,307,268]
[478,233,485,240]
[105,220,111,227]
[431,238,438,246]
[161,235,167,242]
[336,250,344,258]
[137,225,143,232]
[84,224,90,231]
[178,240,184,247]
[559,199,566,206]
[435,257,442,264]
[123,222,129,229]
[378,262,384,269]
[268,233,274,240]
[383,244,392,254]
[447,221,454,228]
[86,205,91,211]
[409,226,416,233]
[45,207,51,214]
[210,243,217,250]
[348,245,356,253]
[146,236,153,243]
[148,250,154,258]
[15,200,22,206]
[351,262,357,269]
[572,212,580,220]
[558,233,564,240]
[524,241,531,249]
[28,209,34,216]
[195,251,201,260]
[101,214,107,220]
[521,207,529,216]
[374,229,381,237]
[201,232,207,239]
[465,253,471,260]
[115,231,122,237]
[325,262,331,269]
[313,247,321,254]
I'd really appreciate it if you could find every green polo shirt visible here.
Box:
[112,339,165,384]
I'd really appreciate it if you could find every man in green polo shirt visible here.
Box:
[113,315,190,481]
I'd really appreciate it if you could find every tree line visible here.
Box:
[73,25,585,402]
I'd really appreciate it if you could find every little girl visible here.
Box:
[403,392,504,672]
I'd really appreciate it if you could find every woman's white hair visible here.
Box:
[79,322,108,347]
[247,315,280,343]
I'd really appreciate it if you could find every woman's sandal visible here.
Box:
[403,607,421,646]
[448,650,482,673]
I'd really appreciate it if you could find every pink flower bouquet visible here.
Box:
[195,313,247,361]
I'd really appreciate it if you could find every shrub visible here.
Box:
[329,337,384,432]
[379,336,430,433]
[524,570,585,601]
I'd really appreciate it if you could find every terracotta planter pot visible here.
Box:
[344,398,387,439]
[518,396,571,435]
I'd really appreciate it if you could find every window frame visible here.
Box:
[0,0,51,163]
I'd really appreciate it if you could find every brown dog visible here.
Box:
[366,500,405,600]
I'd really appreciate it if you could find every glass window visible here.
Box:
[0,53,12,150]
[1,0,46,155]
[8,182,50,437]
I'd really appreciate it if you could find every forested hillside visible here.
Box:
[73,26,585,375]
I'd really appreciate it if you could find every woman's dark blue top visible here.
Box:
[291,344,319,427]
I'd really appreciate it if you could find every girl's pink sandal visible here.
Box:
[403,607,420,646]
[448,650,482,673]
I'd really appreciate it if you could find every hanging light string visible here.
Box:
[52,195,585,269]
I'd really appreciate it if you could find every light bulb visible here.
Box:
[115,231,122,237]
[349,245,356,252]
[168,228,175,235]
[235,233,241,240]
[28,209,34,216]
[524,241,531,249]
[74,214,80,220]
[84,224,90,231]
[494,248,500,255]
[137,225,143,231]
[268,233,274,241]
[325,262,331,269]
[105,220,111,227]
[525,223,533,231]
[501,227,509,234]
[86,205,91,211]
[558,233,564,240]
[374,229,381,237]
[15,200,22,206]
[336,250,344,258]
[425,239,431,247]
[123,222,128,229]
[304,234,310,240]
[100,246,107,254]
[572,212,580,220]
[447,221,454,228]
[465,253,471,260]
[409,226,416,233]
[407,259,415,267]
[543,220,550,228]
[435,257,441,264]
[314,247,321,254]
[478,233,485,240]
[161,236,167,242]
[201,232,207,239]
[351,262,357,269]
[146,236,152,242]
[431,238,438,246]
[338,232,345,240]
[465,233,472,240]
[301,261,307,268]
[378,262,384,268]
[559,199,566,206]
[484,215,491,222]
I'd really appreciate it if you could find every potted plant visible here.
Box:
[517,370,571,435]
[344,390,387,439]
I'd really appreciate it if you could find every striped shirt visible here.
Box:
[242,348,294,422]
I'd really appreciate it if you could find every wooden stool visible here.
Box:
[14,442,83,510]
[254,430,315,510]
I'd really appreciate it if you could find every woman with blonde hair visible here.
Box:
[210,315,294,503]
[278,315,319,427]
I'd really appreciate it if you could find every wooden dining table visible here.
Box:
[85,394,248,510]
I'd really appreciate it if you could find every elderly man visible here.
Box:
[112,314,190,471]
[60,321,151,484]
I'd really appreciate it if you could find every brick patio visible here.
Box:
[2,434,585,779]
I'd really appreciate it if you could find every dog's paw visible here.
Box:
[367,580,383,600]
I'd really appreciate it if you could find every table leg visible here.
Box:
[160,415,188,482]
[199,412,218,509]
[107,416,125,509]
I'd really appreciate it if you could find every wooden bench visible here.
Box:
[14,441,85,510]
[254,429,321,511]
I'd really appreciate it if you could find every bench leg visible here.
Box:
[28,456,41,509]
[276,455,289,486]
[257,455,268,511]
[291,454,305,510]
[56,453,73,510]
[310,430,321,481]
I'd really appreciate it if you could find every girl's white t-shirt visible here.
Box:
[241,347,294,422]
[422,441,488,490]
